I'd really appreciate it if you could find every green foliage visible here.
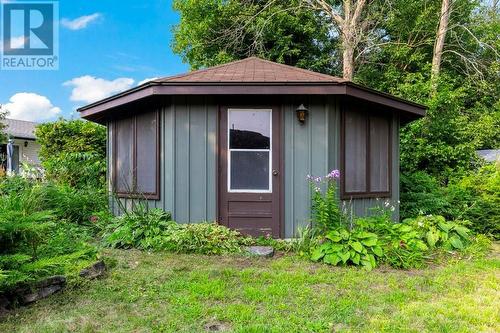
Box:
[311,228,383,271]
[172,0,339,74]
[103,207,243,255]
[356,214,430,269]
[401,164,500,239]
[0,179,98,292]
[103,207,172,249]
[403,215,471,251]
[308,171,342,233]
[40,152,106,189]
[445,163,500,238]
[400,171,448,218]
[35,119,106,189]
[155,222,244,255]
[0,105,7,143]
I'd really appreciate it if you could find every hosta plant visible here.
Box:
[310,228,383,271]
[404,215,470,250]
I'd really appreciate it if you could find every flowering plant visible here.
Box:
[307,170,341,233]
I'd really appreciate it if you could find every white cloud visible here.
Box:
[3,93,61,122]
[137,77,159,86]
[9,36,27,49]
[61,13,101,30]
[64,75,135,104]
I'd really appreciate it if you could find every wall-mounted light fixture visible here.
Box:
[296,104,309,124]
[24,141,28,147]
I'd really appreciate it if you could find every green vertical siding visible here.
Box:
[109,96,400,236]
[283,96,336,238]
[167,96,218,223]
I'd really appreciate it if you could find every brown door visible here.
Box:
[218,106,282,237]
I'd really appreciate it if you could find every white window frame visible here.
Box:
[227,108,272,193]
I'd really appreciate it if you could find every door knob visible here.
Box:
[272,170,279,176]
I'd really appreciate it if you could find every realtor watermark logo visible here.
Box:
[1,0,59,70]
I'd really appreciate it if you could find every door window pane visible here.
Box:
[230,151,269,190]
[229,110,270,149]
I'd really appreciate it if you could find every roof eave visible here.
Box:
[78,82,426,122]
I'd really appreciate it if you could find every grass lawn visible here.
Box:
[1,247,499,333]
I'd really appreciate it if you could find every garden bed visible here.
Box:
[0,247,498,332]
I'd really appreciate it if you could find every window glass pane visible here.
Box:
[229,109,270,149]
[230,151,269,190]
[344,111,367,193]
[369,116,390,192]
[115,118,134,193]
[136,112,158,194]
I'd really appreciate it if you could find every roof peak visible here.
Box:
[155,56,346,84]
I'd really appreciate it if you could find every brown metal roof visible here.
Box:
[154,57,346,83]
[78,57,426,123]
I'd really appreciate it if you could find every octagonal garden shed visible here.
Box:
[78,57,425,238]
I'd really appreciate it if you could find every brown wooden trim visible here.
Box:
[340,103,392,200]
[78,82,426,123]
[217,104,283,238]
[113,110,161,200]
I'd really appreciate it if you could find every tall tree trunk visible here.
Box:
[343,43,355,81]
[307,0,368,81]
[431,0,452,90]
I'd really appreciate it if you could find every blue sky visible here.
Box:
[0,0,189,121]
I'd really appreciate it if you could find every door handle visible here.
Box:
[272,170,279,176]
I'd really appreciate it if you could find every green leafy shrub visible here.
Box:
[35,119,106,189]
[39,183,108,226]
[400,164,500,239]
[445,163,500,238]
[155,222,243,255]
[400,171,449,219]
[103,207,244,255]
[404,215,471,250]
[40,152,106,189]
[103,208,172,249]
[311,228,383,271]
[357,214,429,269]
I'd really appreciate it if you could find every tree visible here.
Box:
[172,0,340,74]
[305,0,385,80]
[431,0,452,88]
[35,119,107,188]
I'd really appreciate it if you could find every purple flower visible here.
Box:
[325,169,340,179]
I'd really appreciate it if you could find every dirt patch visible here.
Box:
[204,320,232,332]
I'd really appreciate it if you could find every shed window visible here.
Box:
[342,109,391,198]
[113,110,159,199]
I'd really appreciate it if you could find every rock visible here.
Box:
[80,261,106,279]
[244,246,275,258]
[19,275,66,305]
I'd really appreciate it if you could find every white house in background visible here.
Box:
[1,118,41,174]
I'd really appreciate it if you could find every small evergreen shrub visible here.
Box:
[0,181,98,292]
